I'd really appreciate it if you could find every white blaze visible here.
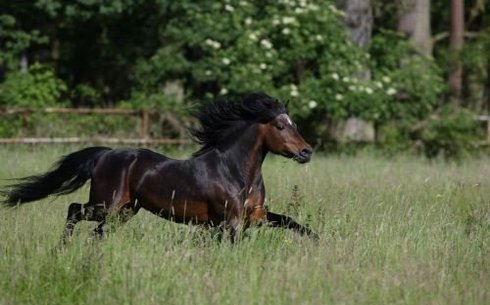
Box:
[279,113,293,126]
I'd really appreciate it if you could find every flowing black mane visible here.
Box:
[190,93,287,157]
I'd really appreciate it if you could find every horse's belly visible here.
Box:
[143,199,212,224]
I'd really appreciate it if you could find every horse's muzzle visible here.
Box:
[294,147,312,164]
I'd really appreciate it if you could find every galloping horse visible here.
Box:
[2,93,316,243]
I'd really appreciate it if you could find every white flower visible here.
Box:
[348,85,356,91]
[307,4,319,11]
[290,84,299,97]
[299,0,307,7]
[382,76,391,83]
[282,16,296,25]
[308,100,318,109]
[205,70,212,76]
[220,88,228,95]
[335,94,343,101]
[365,87,373,94]
[282,28,291,35]
[259,63,267,70]
[260,39,273,49]
[375,81,383,88]
[331,73,339,80]
[342,76,350,83]
[245,17,252,25]
[224,4,234,12]
[315,34,323,41]
[222,58,231,65]
[239,0,248,6]
[265,51,273,58]
[205,39,221,49]
[387,88,397,95]
[272,18,280,25]
[248,32,258,41]
[294,7,304,14]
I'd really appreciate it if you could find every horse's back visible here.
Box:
[89,148,170,205]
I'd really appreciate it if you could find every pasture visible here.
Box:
[0,146,488,305]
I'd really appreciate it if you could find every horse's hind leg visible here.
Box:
[61,202,106,244]
[92,201,140,239]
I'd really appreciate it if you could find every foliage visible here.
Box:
[461,27,490,111]
[0,63,67,107]
[72,84,102,107]
[369,30,446,122]
[31,0,163,104]
[0,0,487,158]
[133,0,369,120]
[121,92,186,116]
[376,121,413,155]
[420,107,481,160]
[0,117,23,138]
[0,14,47,70]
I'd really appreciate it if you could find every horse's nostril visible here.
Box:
[300,147,312,156]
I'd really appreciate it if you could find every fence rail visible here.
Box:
[0,108,149,114]
[0,107,190,145]
[0,137,190,145]
[1,107,489,145]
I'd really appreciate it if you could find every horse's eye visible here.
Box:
[276,125,285,131]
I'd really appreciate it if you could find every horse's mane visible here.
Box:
[190,92,287,157]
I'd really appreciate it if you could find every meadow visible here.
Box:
[0,145,488,305]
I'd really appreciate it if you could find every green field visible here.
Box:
[0,146,488,305]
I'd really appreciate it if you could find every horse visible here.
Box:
[1,93,316,243]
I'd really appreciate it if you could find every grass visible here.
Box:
[0,145,488,305]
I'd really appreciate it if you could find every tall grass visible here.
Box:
[0,146,488,305]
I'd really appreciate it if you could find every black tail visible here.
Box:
[1,146,112,206]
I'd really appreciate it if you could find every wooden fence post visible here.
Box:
[140,110,150,139]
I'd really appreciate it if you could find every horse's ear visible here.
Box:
[284,100,290,113]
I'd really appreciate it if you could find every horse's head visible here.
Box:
[261,113,312,163]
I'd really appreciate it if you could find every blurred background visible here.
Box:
[0,0,489,159]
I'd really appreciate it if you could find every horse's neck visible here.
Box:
[226,124,267,188]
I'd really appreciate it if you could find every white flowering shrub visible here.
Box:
[132,0,445,135]
[368,31,446,122]
[133,1,365,117]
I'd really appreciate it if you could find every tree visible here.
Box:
[336,0,373,48]
[449,0,464,105]
[398,0,432,56]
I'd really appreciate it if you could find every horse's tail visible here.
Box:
[1,146,112,206]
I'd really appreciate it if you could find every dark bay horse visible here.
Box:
[2,93,316,243]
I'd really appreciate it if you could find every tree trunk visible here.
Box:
[398,0,432,57]
[448,0,464,106]
[336,0,374,142]
[20,53,28,73]
[336,0,373,48]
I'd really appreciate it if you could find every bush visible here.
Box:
[0,63,67,107]
[369,30,446,123]
[132,1,369,119]
[420,108,481,160]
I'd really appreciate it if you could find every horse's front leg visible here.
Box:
[266,211,318,240]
